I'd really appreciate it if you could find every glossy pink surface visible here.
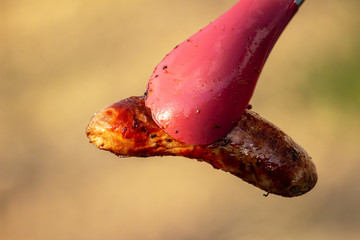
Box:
[145,0,298,145]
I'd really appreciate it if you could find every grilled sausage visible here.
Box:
[86,96,317,197]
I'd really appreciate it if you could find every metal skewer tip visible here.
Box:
[294,0,305,7]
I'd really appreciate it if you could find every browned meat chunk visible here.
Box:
[86,96,317,197]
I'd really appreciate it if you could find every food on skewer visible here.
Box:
[86,0,317,197]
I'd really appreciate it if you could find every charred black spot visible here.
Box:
[150,134,157,138]
[291,149,300,162]
[144,85,150,99]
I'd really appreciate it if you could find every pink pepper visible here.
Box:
[145,0,303,145]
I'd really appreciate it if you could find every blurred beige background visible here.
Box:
[1,0,360,239]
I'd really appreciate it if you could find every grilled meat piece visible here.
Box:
[86,96,317,197]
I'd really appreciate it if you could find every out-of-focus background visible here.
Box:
[1,0,360,239]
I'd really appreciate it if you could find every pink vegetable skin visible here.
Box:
[145,0,300,145]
